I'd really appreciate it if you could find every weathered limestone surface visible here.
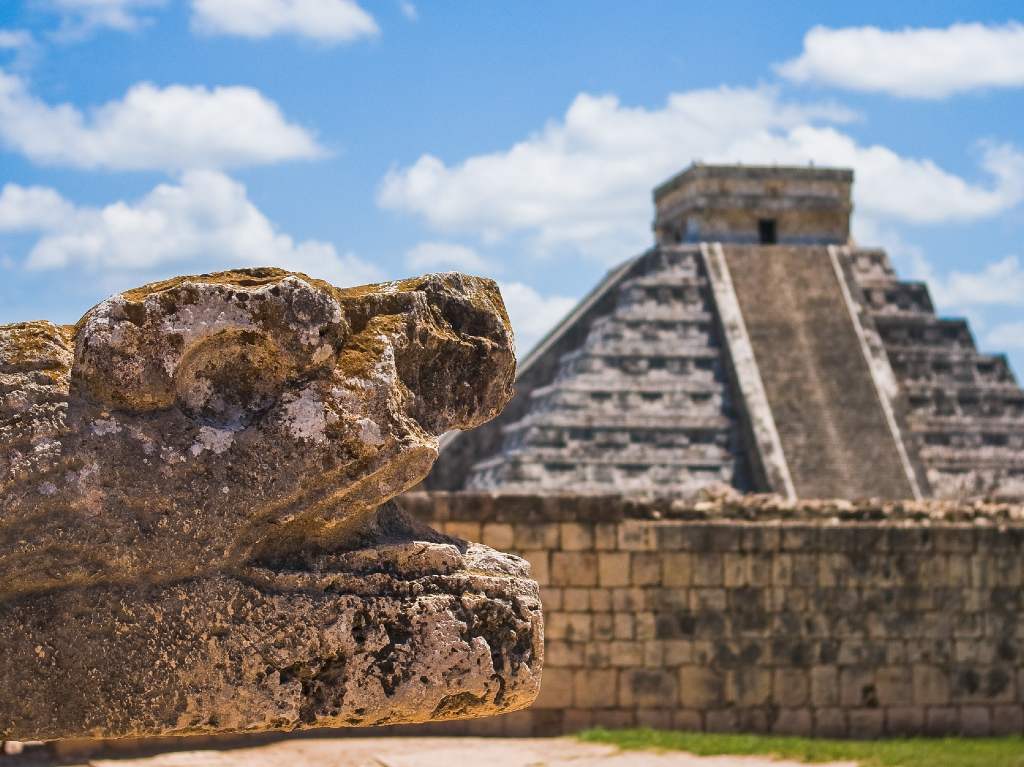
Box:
[0,268,541,740]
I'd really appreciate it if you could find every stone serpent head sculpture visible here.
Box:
[0,268,541,739]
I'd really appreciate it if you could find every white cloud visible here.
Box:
[405,241,490,273]
[378,87,1024,262]
[778,22,1024,99]
[0,171,381,286]
[0,29,40,69]
[44,0,168,38]
[192,0,379,43]
[498,281,576,355]
[0,69,322,171]
[0,184,77,231]
[987,322,1024,351]
[399,1,417,21]
[924,255,1024,310]
[0,30,34,50]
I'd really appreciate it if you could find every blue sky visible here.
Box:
[1,2,1023,371]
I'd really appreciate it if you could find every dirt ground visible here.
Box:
[70,737,858,767]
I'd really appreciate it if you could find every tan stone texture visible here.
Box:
[0,270,541,740]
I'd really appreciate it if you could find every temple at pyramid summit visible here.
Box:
[429,163,1024,501]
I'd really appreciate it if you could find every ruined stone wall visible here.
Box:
[402,492,1024,737]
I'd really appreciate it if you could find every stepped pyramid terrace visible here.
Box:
[428,164,1024,501]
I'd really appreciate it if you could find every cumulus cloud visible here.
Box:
[44,0,168,38]
[0,69,322,171]
[987,322,1024,351]
[404,241,490,273]
[0,171,381,285]
[914,254,1024,312]
[778,22,1024,99]
[497,281,576,356]
[378,87,1024,262]
[192,0,379,43]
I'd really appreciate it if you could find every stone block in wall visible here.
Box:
[619,668,679,708]
[636,709,674,730]
[727,668,772,706]
[636,611,657,640]
[563,588,590,612]
[574,669,618,709]
[924,706,959,735]
[813,707,848,737]
[773,554,794,586]
[693,554,724,586]
[885,706,924,735]
[781,525,819,551]
[614,613,634,640]
[724,554,750,587]
[612,587,648,612]
[913,664,951,705]
[594,523,618,551]
[617,521,658,551]
[841,667,879,708]
[592,710,636,729]
[772,708,813,736]
[481,522,515,550]
[598,553,631,587]
[740,525,781,552]
[610,638,643,663]
[593,613,614,641]
[705,709,739,732]
[663,639,693,665]
[663,553,693,586]
[585,641,611,668]
[632,553,662,585]
[514,523,560,550]
[545,640,582,667]
[875,666,914,706]
[991,705,1024,735]
[521,550,550,586]
[848,708,885,738]
[959,705,992,736]
[532,668,574,709]
[563,709,594,733]
[690,588,727,612]
[672,710,703,731]
[551,552,598,586]
[644,640,665,668]
[560,523,594,551]
[774,668,810,708]
[540,586,563,610]
[546,612,591,642]
[811,666,840,707]
[590,588,612,612]
[679,666,725,708]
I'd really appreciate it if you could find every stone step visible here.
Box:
[722,244,916,500]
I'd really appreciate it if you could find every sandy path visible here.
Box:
[88,736,859,767]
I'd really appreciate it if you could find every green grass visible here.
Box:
[578,727,1024,767]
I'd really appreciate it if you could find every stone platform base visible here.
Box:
[0,533,542,741]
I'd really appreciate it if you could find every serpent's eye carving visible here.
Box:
[174,331,294,428]
[73,274,347,418]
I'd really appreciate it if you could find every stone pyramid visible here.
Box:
[429,164,1024,500]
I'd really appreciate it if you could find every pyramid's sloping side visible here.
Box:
[843,247,1024,499]
[436,246,754,495]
